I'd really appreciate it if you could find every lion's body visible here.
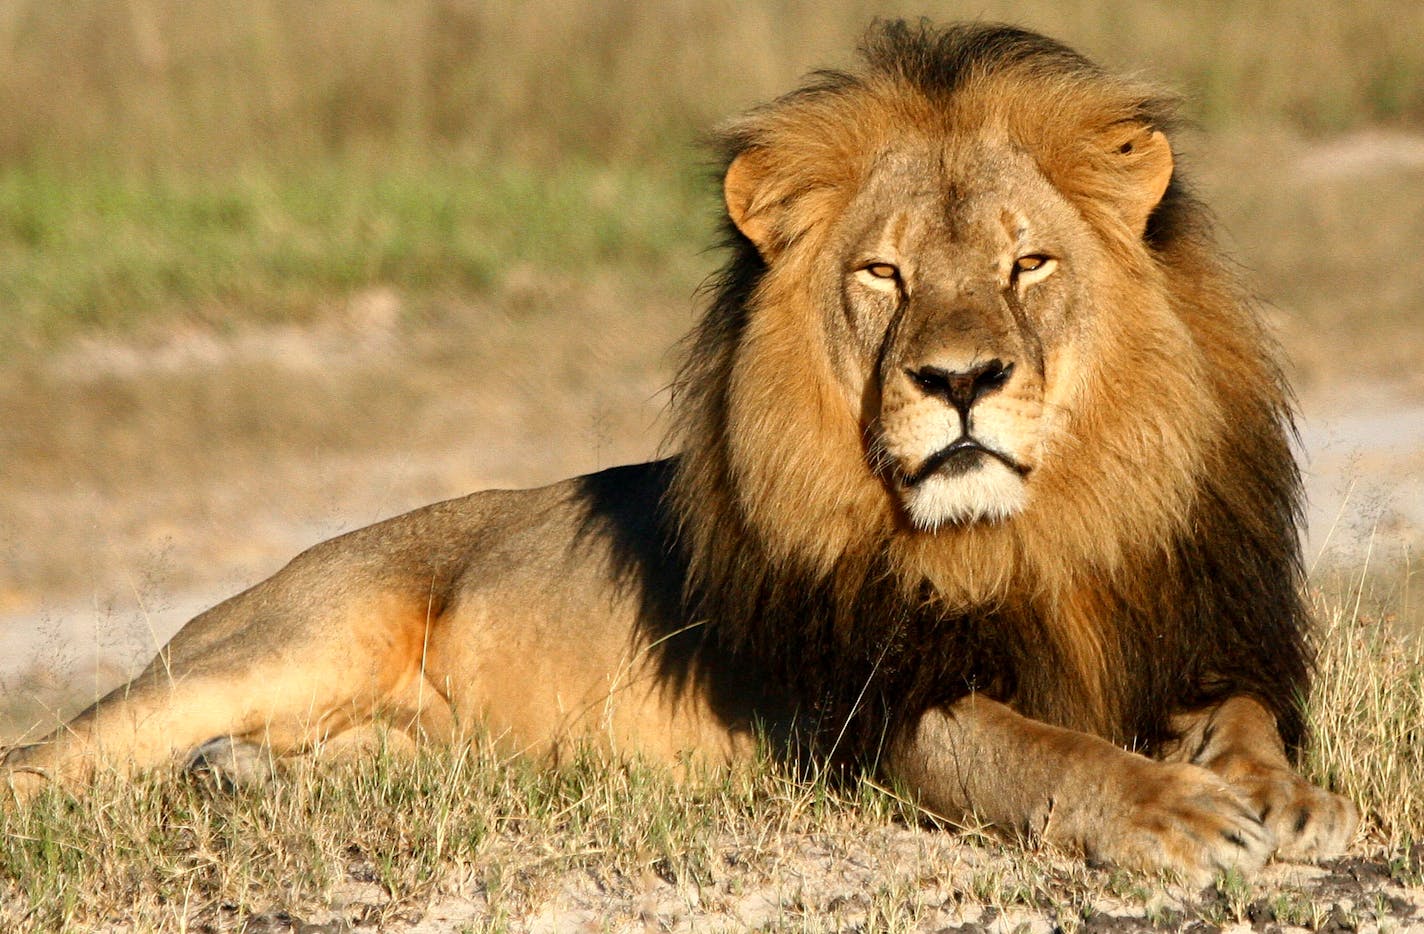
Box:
[4,22,1357,883]
[65,462,768,770]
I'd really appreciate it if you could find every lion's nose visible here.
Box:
[905,359,1013,418]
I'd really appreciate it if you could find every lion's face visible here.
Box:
[826,143,1093,528]
[713,68,1197,578]
[725,128,1172,539]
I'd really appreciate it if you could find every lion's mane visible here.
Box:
[664,21,1310,765]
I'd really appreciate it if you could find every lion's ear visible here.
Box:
[724,148,779,257]
[1110,125,1174,238]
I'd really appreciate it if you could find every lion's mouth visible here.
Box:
[903,437,1029,488]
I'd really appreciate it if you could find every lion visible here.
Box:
[3,21,1357,885]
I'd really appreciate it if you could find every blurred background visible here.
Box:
[1,0,1421,738]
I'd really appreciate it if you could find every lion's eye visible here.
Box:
[854,261,902,292]
[1011,254,1057,288]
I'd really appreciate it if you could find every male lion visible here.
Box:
[4,22,1357,884]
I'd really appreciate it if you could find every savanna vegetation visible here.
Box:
[1,1,1422,930]
[1,0,1422,348]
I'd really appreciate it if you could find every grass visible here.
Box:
[1,0,1420,172]
[1,1,1422,349]
[0,157,708,349]
[0,743,920,931]
[1,574,1419,931]
[1306,561,1424,847]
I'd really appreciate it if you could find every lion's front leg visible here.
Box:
[887,694,1275,887]
[1165,696,1358,860]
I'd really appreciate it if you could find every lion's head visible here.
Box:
[668,22,1308,761]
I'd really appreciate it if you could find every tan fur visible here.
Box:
[4,22,1355,886]
[707,82,1211,600]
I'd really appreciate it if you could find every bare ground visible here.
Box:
[230,833,1424,933]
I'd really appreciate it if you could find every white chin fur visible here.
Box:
[902,462,1027,529]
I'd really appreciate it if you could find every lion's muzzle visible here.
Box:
[900,357,1030,482]
[878,346,1041,528]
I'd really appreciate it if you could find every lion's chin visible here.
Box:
[901,461,1028,530]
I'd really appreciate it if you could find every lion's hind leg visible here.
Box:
[150,674,454,794]
[2,565,451,804]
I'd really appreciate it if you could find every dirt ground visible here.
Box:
[227,832,1424,933]
[2,132,1423,930]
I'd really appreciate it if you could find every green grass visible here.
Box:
[0,157,709,347]
[2,1,1422,350]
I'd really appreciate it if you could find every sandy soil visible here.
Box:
[0,275,688,733]
[160,827,1424,932]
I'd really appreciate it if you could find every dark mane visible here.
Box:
[664,20,1310,768]
[864,17,1095,94]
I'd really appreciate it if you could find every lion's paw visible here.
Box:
[185,736,276,791]
[1231,768,1358,861]
[1,770,48,809]
[1,744,54,808]
[1081,761,1276,888]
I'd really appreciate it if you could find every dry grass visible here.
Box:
[1306,559,1424,848]
[1193,131,1424,398]
[2,1,1423,352]
[0,741,920,931]
[1,573,1419,931]
[1,0,1419,172]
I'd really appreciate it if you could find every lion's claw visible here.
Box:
[1234,768,1359,860]
[1081,761,1277,888]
